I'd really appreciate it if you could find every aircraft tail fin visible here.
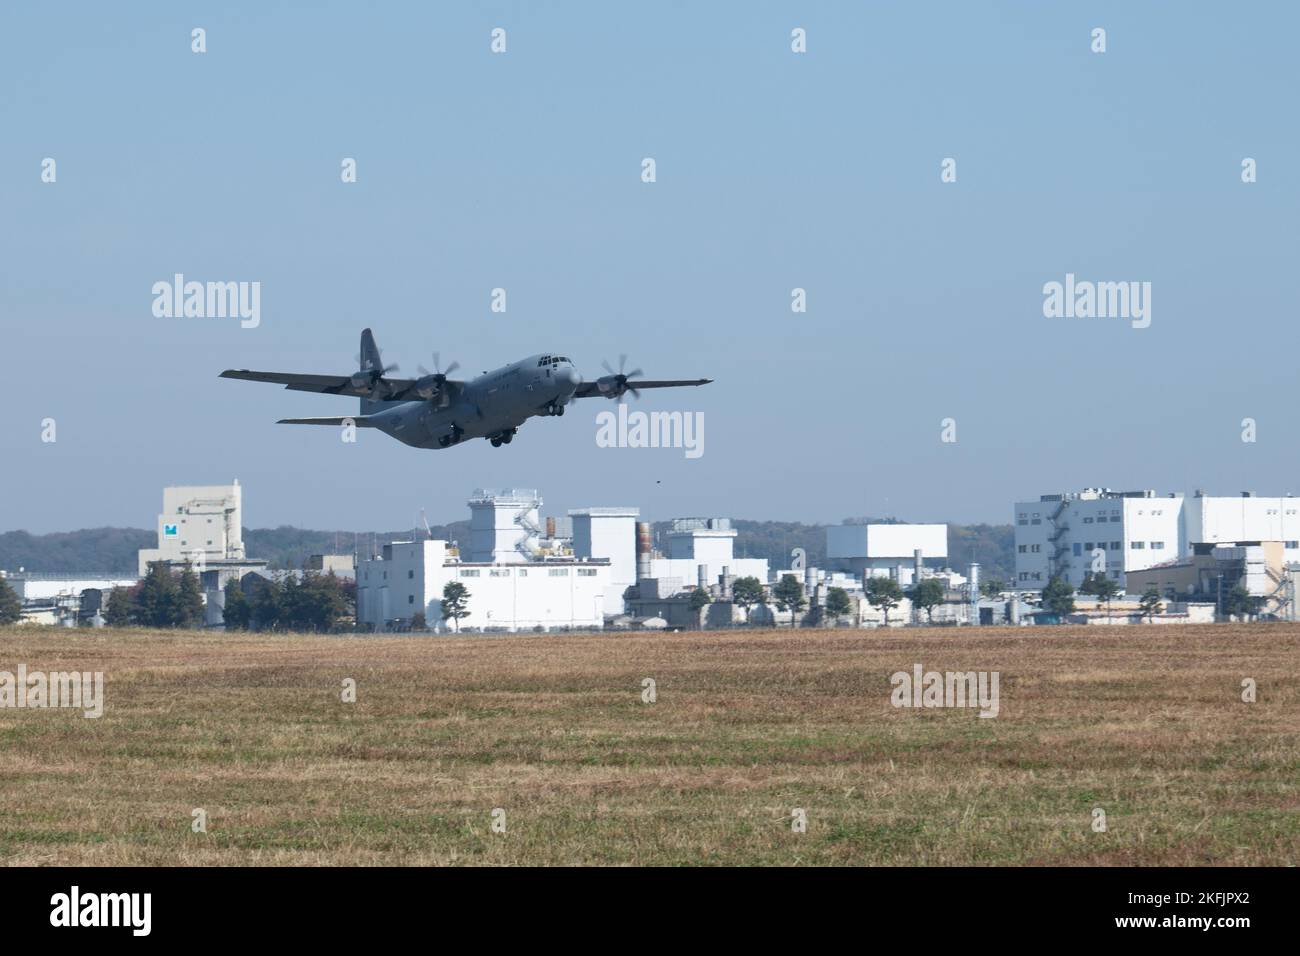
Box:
[359,328,399,414]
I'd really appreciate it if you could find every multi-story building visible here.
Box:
[645,518,768,591]
[570,507,640,615]
[825,522,948,585]
[1014,488,1300,591]
[137,482,249,575]
[355,538,610,632]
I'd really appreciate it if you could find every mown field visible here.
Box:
[0,623,1295,866]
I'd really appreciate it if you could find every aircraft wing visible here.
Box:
[573,378,712,399]
[220,368,418,398]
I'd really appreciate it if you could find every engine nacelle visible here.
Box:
[413,374,441,400]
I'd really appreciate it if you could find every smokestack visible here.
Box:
[914,548,923,586]
[546,516,556,539]
[968,562,980,626]
[636,522,652,581]
[698,564,708,592]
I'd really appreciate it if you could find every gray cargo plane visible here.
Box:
[220,328,712,449]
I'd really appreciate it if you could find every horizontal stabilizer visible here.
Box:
[277,416,376,426]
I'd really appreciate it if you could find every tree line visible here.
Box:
[99,563,354,632]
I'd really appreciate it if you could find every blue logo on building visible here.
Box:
[164,524,178,537]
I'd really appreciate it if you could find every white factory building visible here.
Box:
[137,482,249,576]
[1014,488,1300,591]
[356,538,611,632]
[357,489,622,632]
[570,507,640,614]
[643,518,768,593]
[825,522,949,586]
[2,571,138,603]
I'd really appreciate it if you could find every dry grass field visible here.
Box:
[0,623,1296,866]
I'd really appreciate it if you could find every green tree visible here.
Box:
[688,587,711,612]
[222,579,252,630]
[441,580,471,632]
[135,561,180,628]
[249,577,282,631]
[281,572,348,632]
[1090,574,1121,618]
[103,585,136,626]
[1223,584,1255,619]
[0,577,21,625]
[1139,585,1164,622]
[1041,576,1076,618]
[730,576,764,626]
[410,610,427,631]
[772,574,806,628]
[176,563,206,629]
[908,578,945,624]
[866,576,905,626]
[979,578,1005,599]
[825,586,853,623]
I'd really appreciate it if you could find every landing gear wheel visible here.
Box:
[490,436,502,447]
[556,405,564,416]
[502,430,514,444]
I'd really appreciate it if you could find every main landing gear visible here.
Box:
[546,401,565,416]
[489,428,517,448]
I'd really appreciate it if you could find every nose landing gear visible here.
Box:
[489,428,517,448]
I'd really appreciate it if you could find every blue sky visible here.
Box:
[2,2,1297,532]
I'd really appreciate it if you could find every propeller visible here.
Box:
[351,348,399,396]
[414,353,461,401]
[599,354,643,401]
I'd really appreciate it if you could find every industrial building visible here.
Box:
[825,521,948,585]
[356,537,611,632]
[638,518,768,596]
[134,481,269,625]
[356,489,616,632]
[570,507,640,614]
[1124,542,1291,614]
[1012,488,1300,592]
[3,571,138,603]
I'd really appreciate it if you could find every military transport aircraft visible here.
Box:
[220,329,712,449]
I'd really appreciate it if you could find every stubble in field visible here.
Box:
[0,624,1295,865]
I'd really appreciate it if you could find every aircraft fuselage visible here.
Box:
[369,353,581,449]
